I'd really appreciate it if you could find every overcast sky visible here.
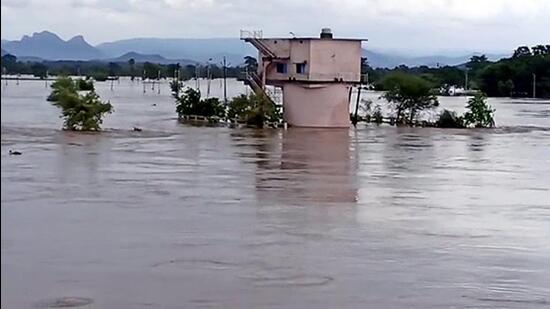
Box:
[2,0,549,55]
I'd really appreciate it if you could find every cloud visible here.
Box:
[1,0,549,53]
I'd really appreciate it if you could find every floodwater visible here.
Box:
[1,78,550,308]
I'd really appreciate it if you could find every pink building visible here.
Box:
[241,29,363,128]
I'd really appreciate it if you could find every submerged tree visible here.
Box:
[382,72,439,126]
[227,93,280,128]
[175,87,225,119]
[48,77,112,131]
[463,93,495,128]
[436,109,464,128]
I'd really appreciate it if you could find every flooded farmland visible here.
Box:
[2,78,550,308]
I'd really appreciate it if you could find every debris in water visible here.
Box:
[36,297,93,308]
[9,149,22,155]
[133,127,143,132]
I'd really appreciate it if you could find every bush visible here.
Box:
[227,93,281,127]
[463,93,495,128]
[436,109,465,128]
[47,77,76,102]
[88,71,108,82]
[76,78,95,91]
[381,72,439,126]
[169,79,182,98]
[48,77,112,131]
[372,105,384,124]
[175,88,225,119]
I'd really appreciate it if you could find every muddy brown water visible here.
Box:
[2,79,550,308]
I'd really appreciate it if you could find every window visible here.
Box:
[296,63,306,74]
[276,63,287,74]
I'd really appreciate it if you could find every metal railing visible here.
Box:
[240,30,277,59]
[240,30,263,40]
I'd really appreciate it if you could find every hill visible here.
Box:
[1,31,104,61]
[96,37,254,65]
[106,51,196,65]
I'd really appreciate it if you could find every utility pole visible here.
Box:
[465,69,469,90]
[533,73,537,99]
[223,56,228,104]
[143,69,146,93]
[206,61,211,98]
[157,70,161,94]
[353,84,362,126]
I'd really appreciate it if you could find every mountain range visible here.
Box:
[1,31,508,68]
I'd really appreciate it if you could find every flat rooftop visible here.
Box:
[249,37,367,42]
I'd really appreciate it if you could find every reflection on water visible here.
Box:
[1,80,550,308]
[240,129,358,204]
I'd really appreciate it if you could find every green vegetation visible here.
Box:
[361,45,550,98]
[436,110,464,128]
[48,77,113,131]
[87,71,109,82]
[372,105,383,125]
[76,78,94,91]
[434,94,495,128]
[169,79,183,98]
[463,93,495,128]
[227,93,281,128]
[175,88,225,120]
[0,54,245,81]
[381,72,439,126]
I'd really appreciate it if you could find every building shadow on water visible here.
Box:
[233,128,359,205]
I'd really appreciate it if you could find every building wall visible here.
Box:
[283,83,351,128]
[309,40,361,82]
[261,39,361,84]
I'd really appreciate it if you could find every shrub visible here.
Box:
[372,105,384,125]
[175,87,225,119]
[76,78,95,91]
[169,79,182,99]
[47,77,76,102]
[463,93,495,128]
[88,71,108,82]
[227,93,281,127]
[48,77,112,131]
[381,72,439,125]
[436,109,465,128]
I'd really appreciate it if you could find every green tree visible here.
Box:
[175,88,225,119]
[244,56,258,73]
[1,54,18,73]
[47,77,77,102]
[143,62,161,79]
[227,93,280,127]
[497,79,515,97]
[48,77,113,131]
[31,63,48,79]
[128,58,136,81]
[513,46,532,58]
[108,62,121,76]
[436,109,464,128]
[463,93,495,128]
[382,72,439,125]
[531,45,548,55]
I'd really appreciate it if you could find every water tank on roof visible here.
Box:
[320,28,333,39]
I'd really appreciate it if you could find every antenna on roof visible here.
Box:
[289,32,296,38]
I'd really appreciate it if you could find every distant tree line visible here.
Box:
[0,54,246,81]
[362,45,550,98]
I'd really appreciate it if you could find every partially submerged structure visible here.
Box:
[241,28,364,128]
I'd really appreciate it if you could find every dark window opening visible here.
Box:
[276,63,287,74]
[296,63,306,74]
